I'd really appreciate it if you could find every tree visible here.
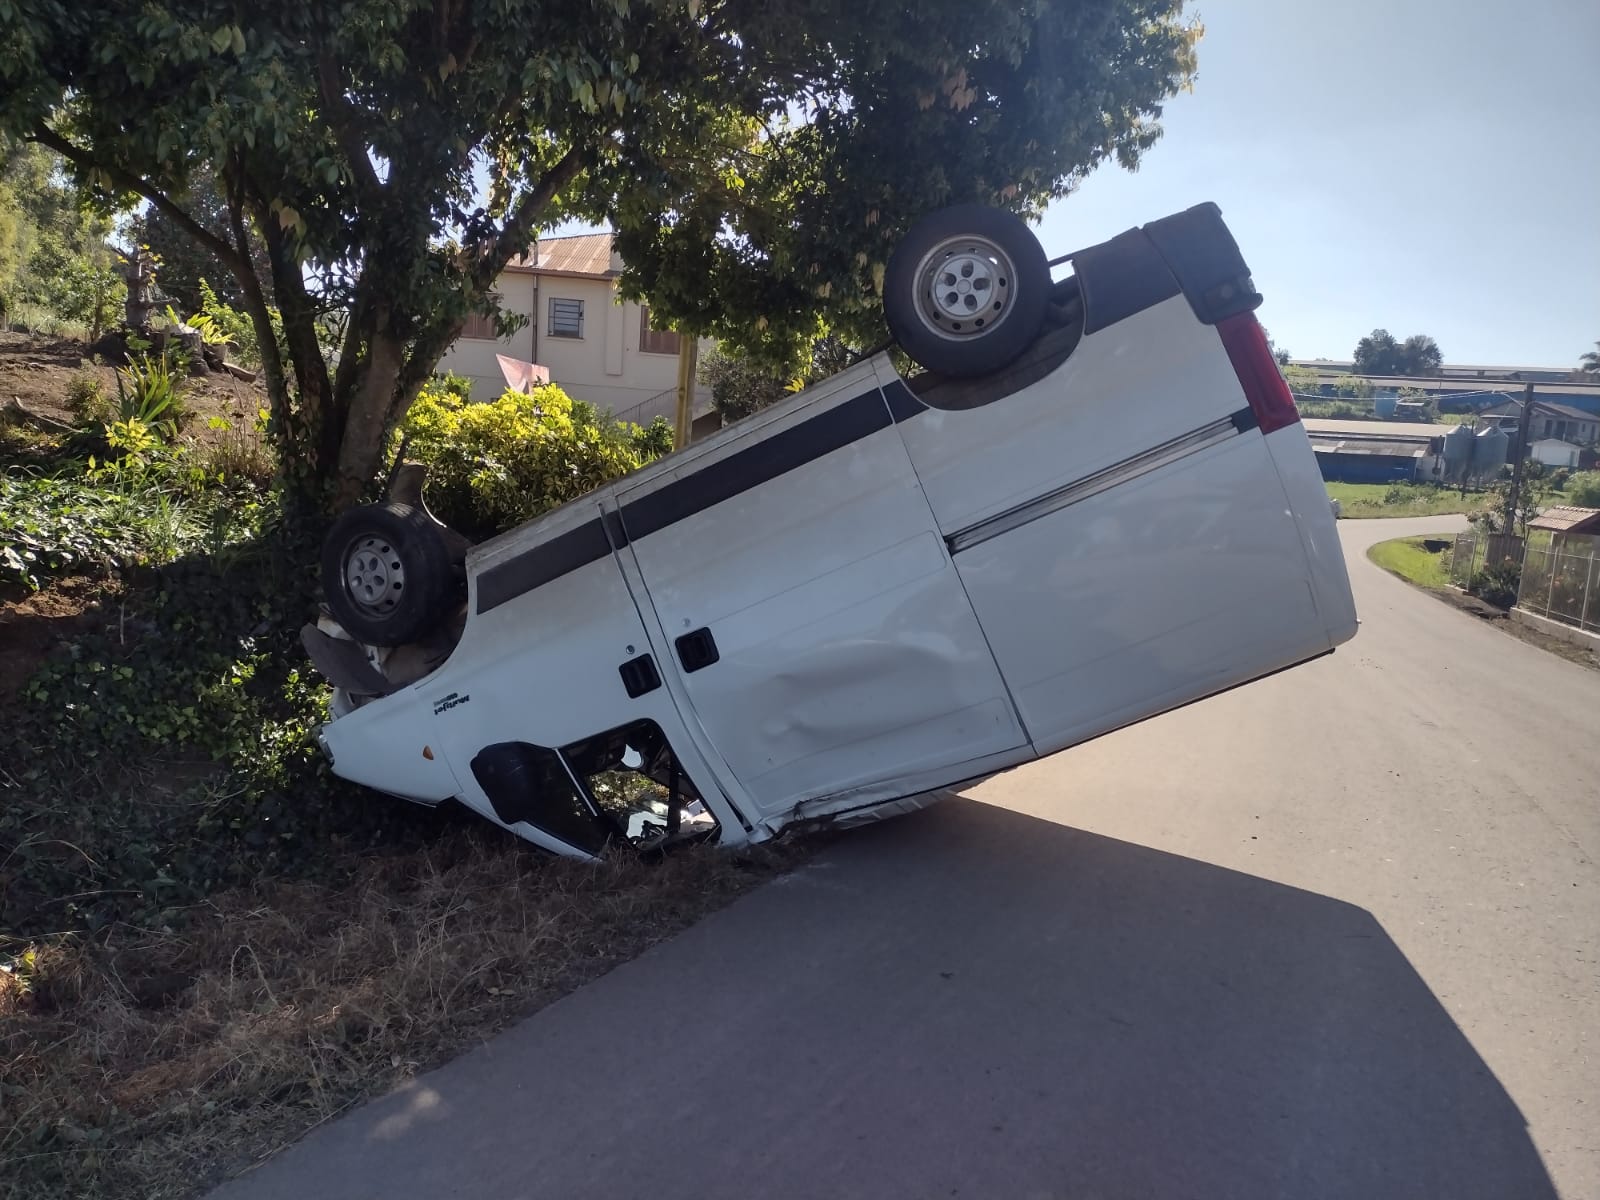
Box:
[126,161,273,315]
[2,2,1201,513]
[1352,328,1400,375]
[1352,327,1442,376]
[1399,333,1441,375]
[0,142,124,337]
[1580,341,1600,376]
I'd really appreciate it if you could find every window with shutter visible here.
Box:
[638,305,681,355]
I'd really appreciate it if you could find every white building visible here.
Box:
[1530,438,1582,469]
[437,232,718,432]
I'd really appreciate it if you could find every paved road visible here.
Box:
[213,516,1599,1200]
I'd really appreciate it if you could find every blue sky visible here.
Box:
[1036,0,1600,367]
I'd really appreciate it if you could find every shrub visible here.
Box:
[1549,468,1571,491]
[65,368,114,425]
[1383,482,1411,505]
[400,382,668,539]
[1565,471,1600,508]
[194,413,277,489]
[114,351,188,440]
[189,277,282,368]
[1468,560,1521,610]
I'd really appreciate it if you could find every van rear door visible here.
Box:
[611,362,1028,823]
[882,205,1355,756]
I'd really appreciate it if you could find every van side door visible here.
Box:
[612,363,1028,824]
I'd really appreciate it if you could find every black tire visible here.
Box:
[884,203,1051,378]
[320,502,453,647]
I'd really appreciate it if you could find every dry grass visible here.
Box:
[0,828,810,1200]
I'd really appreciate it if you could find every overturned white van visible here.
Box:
[302,201,1357,859]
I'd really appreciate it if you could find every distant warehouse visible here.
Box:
[1303,419,1446,484]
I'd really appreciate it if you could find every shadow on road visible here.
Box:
[212,797,1556,1200]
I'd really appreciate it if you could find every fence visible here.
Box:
[1448,531,1523,586]
[1518,532,1600,635]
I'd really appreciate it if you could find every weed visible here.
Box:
[65,370,114,426]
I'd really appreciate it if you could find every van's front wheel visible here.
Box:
[884,203,1051,378]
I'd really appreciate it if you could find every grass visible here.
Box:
[1368,534,1454,589]
[0,829,810,1200]
[1326,482,1480,519]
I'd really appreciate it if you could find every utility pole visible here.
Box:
[673,332,699,451]
[1501,381,1536,550]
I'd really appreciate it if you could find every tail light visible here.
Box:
[1217,312,1300,435]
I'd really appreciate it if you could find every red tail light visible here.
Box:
[1217,312,1300,435]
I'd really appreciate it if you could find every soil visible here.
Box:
[0,328,264,441]
[0,576,110,699]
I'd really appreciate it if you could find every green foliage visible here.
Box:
[401,382,668,540]
[191,276,279,368]
[1468,560,1521,610]
[1580,341,1599,376]
[1549,468,1571,491]
[631,416,675,459]
[700,345,795,423]
[1280,363,1321,400]
[1352,329,1443,376]
[113,351,187,439]
[65,369,114,425]
[1333,375,1376,400]
[1565,471,1600,507]
[1,1,1202,509]
[0,143,124,337]
[0,461,202,591]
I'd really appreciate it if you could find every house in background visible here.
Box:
[436,232,719,435]
[1530,438,1582,469]
[1477,400,1600,447]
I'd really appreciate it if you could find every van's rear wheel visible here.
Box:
[884,203,1051,378]
[321,502,453,647]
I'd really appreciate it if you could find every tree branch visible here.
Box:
[471,143,591,293]
[28,124,249,283]
[315,54,383,198]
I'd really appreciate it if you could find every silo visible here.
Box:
[1442,423,1474,483]
[1471,425,1510,482]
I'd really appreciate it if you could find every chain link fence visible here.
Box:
[1518,532,1600,634]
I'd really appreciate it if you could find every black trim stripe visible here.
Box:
[619,388,891,541]
[476,517,612,614]
[601,509,629,550]
[883,379,926,422]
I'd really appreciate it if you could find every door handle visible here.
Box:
[675,627,720,673]
[618,653,662,698]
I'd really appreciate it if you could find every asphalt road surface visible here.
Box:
[212,515,1599,1200]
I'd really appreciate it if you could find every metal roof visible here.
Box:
[1303,418,1448,442]
[1478,399,1599,422]
[1311,440,1426,459]
[1528,506,1600,534]
[507,232,619,277]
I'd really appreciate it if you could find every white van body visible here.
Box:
[311,203,1357,858]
